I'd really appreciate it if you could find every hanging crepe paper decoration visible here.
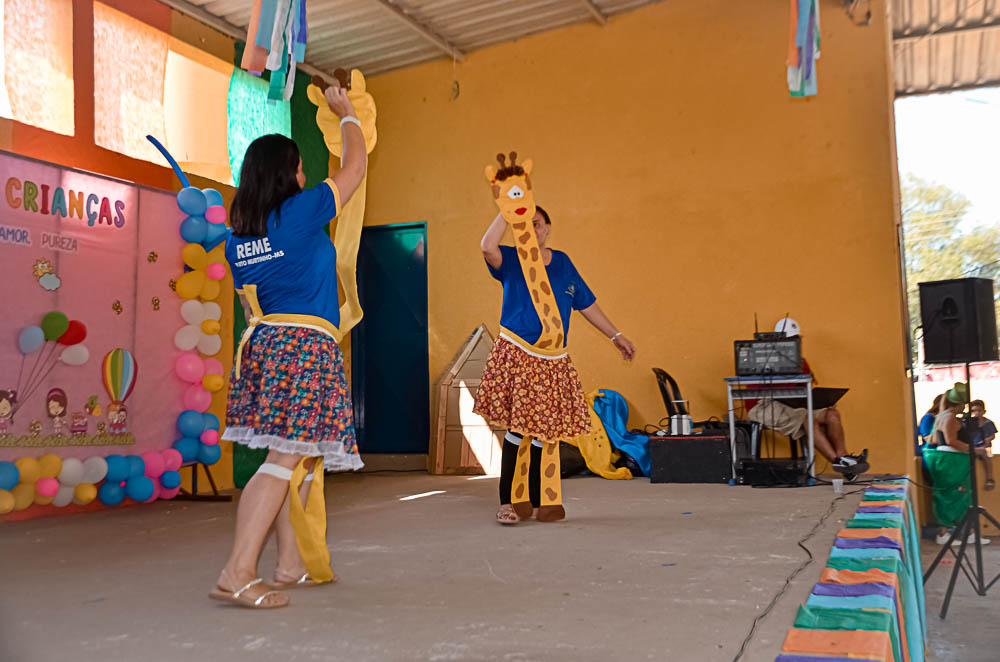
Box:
[787,0,820,97]
[241,0,309,102]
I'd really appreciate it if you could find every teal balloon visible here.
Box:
[125,476,154,502]
[126,455,145,478]
[98,482,125,506]
[0,461,18,490]
[173,437,199,463]
[160,470,181,490]
[202,188,224,207]
[179,215,208,243]
[104,455,129,483]
[18,326,44,354]
[198,443,222,466]
[177,186,208,215]
[202,413,220,431]
[40,312,69,341]
[177,410,205,438]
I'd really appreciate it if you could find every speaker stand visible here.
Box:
[922,362,1000,618]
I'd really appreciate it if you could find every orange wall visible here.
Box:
[364,0,914,473]
[1,0,238,491]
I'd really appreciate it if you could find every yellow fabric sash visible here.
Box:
[499,326,569,359]
[289,457,334,583]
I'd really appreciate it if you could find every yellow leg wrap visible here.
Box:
[288,458,335,584]
[537,441,565,522]
[511,435,534,520]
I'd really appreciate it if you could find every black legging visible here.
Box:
[498,431,541,508]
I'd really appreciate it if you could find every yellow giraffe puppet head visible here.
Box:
[306,69,378,157]
[484,152,536,225]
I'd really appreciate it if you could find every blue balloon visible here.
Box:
[179,215,208,243]
[177,186,208,216]
[17,326,45,354]
[177,410,205,438]
[198,443,222,466]
[125,476,154,502]
[126,455,145,478]
[173,437,200,463]
[98,481,125,506]
[104,455,129,483]
[202,413,220,431]
[204,220,228,245]
[202,188,224,208]
[160,470,181,490]
[0,461,19,490]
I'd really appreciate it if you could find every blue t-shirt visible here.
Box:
[970,417,998,447]
[918,412,936,439]
[225,181,340,325]
[487,245,596,346]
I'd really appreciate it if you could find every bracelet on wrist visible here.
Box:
[610,332,623,342]
[340,116,361,129]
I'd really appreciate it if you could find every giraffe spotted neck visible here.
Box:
[484,152,564,350]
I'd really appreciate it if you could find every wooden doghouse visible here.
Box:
[431,325,505,475]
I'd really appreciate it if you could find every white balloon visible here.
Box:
[174,325,200,351]
[197,334,223,356]
[53,485,75,507]
[181,299,206,325]
[58,458,85,486]
[202,302,222,321]
[81,456,108,484]
[60,344,89,366]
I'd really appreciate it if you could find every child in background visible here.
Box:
[968,399,996,491]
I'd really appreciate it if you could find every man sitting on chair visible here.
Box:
[745,317,869,480]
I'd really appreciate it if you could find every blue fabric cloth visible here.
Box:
[807,593,895,612]
[225,181,339,325]
[918,412,936,439]
[487,246,596,347]
[591,389,650,477]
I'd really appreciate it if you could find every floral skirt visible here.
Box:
[223,325,363,472]
[473,337,591,443]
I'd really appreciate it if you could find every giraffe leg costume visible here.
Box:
[483,152,576,522]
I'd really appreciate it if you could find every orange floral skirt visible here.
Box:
[473,337,590,443]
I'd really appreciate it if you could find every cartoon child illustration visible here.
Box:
[47,388,68,436]
[107,402,128,435]
[70,412,89,437]
[0,390,16,436]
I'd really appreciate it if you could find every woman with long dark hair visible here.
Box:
[210,83,366,609]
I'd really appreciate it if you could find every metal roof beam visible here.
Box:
[894,15,1000,41]
[896,77,1000,97]
[371,0,466,61]
[579,0,608,25]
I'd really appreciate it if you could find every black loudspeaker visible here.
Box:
[649,435,731,484]
[919,278,999,364]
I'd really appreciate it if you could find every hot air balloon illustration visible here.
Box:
[102,348,137,436]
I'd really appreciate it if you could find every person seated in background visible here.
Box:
[919,394,944,445]
[967,399,996,491]
[746,317,869,480]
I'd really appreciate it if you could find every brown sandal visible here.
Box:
[986,479,996,491]
[496,504,520,525]
[209,578,289,609]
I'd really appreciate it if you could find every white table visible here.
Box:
[725,375,815,482]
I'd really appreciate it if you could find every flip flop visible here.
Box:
[209,578,288,609]
[496,504,520,526]
[271,572,336,590]
[986,479,996,491]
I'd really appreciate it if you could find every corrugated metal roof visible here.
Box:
[168,0,661,78]
[892,0,1000,96]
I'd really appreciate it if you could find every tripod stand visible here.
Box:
[922,362,1000,618]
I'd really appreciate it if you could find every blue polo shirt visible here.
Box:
[225,180,340,326]
[487,245,596,347]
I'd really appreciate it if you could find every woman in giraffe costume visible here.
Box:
[476,152,636,525]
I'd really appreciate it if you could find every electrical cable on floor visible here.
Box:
[730,486,866,662]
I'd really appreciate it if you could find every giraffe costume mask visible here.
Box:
[484,152,569,522]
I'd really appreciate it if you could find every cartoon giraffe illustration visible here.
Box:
[484,151,565,522]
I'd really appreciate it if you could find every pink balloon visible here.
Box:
[205,205,226,223]
[203,358,224,376]
[36,477,59,497]
[161,448,183,472]
[206,263,226,281]
[183,384,212,412]
[200,430,219,445]
[159,486,181,500]
[142,451,165,478]
[175,352,205,383]
[144,483,161,503]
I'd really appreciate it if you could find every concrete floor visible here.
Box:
[0,473,916,662]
